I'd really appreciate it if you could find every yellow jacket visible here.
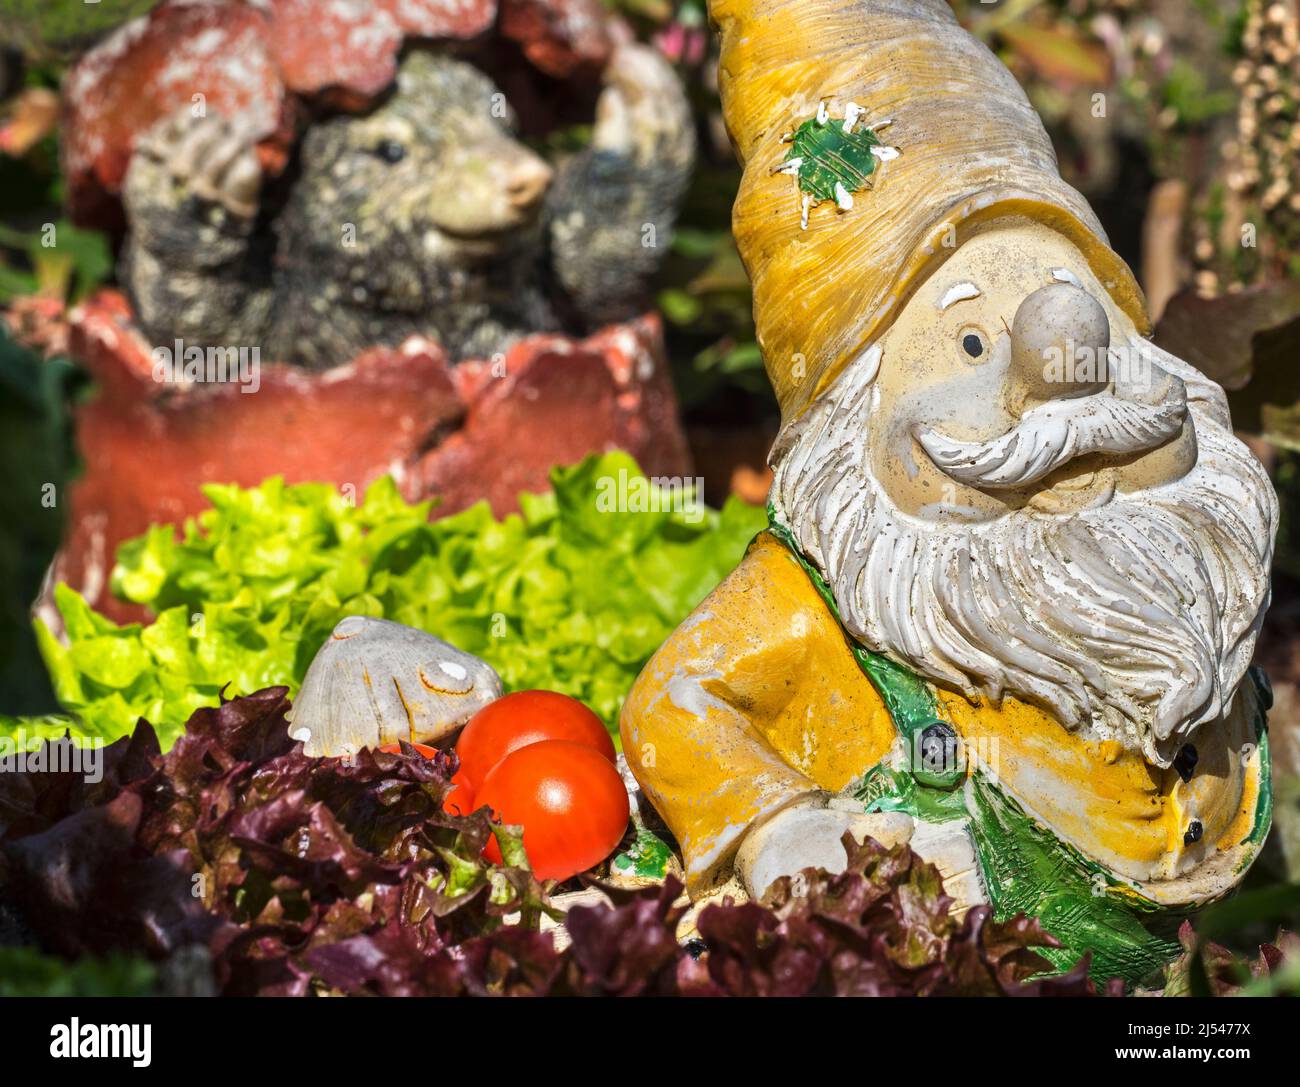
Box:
[620,532,1266,901]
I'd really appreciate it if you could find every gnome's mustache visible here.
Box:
[914,366,1188,490]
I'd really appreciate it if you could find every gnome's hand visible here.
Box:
[736,798,914,900]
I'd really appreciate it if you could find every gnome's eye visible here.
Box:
[372,139,407,164]
[959,328,988,362]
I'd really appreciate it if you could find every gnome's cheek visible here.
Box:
[871,413,1015,525]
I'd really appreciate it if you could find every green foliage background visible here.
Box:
[0,328,79,713]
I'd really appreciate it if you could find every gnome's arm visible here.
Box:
[619,534,899,895]
[546,43,694,329]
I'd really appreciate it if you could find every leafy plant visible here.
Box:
[0,219,111,304]
[0,326,81,715]
[26,454,766,749]
[1162,918,1300,997]
[0,1,157,63]
[0,688,550,995]
[0,947,156,997]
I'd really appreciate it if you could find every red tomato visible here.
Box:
[478,740,629,880]
[454,690,615,794]
[378,742,473,815]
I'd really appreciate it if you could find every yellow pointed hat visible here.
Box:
[713,0,1148,421]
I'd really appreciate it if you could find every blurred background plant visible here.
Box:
[0,1,128,307]
[0,946,157,997]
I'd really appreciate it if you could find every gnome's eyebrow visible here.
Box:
[938,282,982,311]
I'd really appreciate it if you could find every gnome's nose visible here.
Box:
[1008,283,1110,413]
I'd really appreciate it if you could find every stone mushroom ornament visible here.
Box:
[287,616,503,757]
[620,0,1278,984]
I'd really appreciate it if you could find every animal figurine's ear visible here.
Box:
[286,616,503,757]
[711,0,1148,424]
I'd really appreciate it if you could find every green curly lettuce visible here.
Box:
[24,453,765,749]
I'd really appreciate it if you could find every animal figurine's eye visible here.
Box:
[959,328,988,361]
[373,139,406,164]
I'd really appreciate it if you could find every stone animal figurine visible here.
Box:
[288,616,503,757]
[620,0,1278,985]
[121,44,694,368]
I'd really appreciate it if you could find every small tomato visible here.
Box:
[455,690,615,793]
[479,740,629,880]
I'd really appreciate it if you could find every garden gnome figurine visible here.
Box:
[621,0,1278,983]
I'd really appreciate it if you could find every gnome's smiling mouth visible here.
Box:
[914,367,1189,491]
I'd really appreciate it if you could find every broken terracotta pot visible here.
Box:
[47,291,690,625]
[62,1,291,228]
[498,0,614,80]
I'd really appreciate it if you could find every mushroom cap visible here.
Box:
[286,615,504,757]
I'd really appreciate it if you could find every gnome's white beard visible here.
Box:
[770,343,1277,767]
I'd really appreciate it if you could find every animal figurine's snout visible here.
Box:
[504,152,553,211]
[1008,282,1111,414]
